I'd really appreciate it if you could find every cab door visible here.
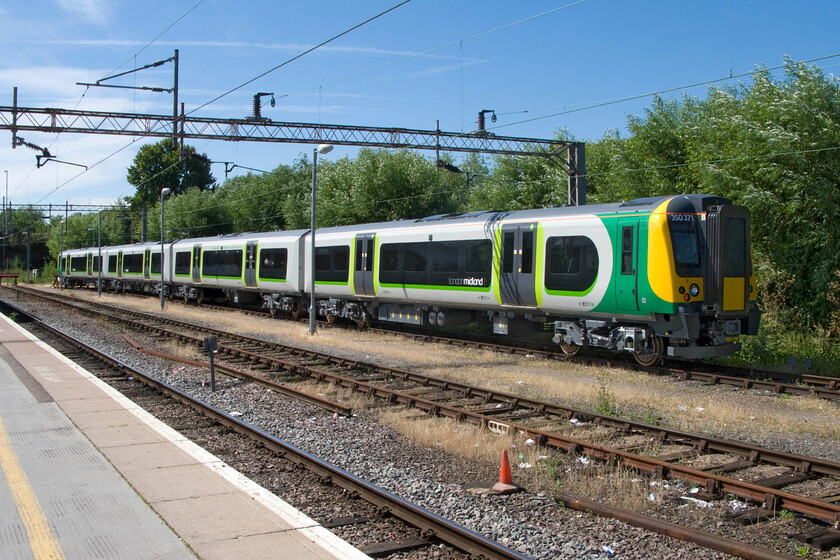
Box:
[191,244,202,283]
[706,205,751,316]
[499,223,537,307]
[244,241,258,288]
[353,234,376,296]
[615,219,640,312]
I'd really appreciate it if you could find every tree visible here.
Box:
[316,149,461,226]
[126,140,216,209]
[586,58,840,331]
[215,158,312,232]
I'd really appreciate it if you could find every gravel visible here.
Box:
[10,290,840,559]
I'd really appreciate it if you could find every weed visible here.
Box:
[778,509,796,519]
[642,405,660,426]
[8,312,18,322]
[795,544,809,557]
[596,375,617,416]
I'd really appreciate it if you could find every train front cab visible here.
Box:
[649,195,760,360]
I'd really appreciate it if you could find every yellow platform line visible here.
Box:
[0,414,65,560]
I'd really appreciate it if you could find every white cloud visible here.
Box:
[25,38,475,62]
[53,0,113,26]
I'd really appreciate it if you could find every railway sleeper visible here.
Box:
[790,528,840,551]
[749,471,814,489]
[358,536,428,557]
[731,507,775,526]
[322,516,369,529]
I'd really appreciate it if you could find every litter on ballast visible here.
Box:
[681,496,714,508]
[729,500,750,512]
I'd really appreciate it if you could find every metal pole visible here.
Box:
[173,49,179,150]
[2,169,6,271]
[160,188,170,310]
[97,210,102,296]
[309,147,317,335]
[59,218,63,291]
[25,228,30,283]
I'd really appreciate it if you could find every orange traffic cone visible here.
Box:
[492,450,521,494]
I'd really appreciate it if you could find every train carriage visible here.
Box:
[59,194,760,366]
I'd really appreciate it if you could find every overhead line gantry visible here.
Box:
[1,88,586,205]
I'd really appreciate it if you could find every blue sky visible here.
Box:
[1,0,838,208]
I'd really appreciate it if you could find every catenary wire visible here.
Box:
[186,0,413,116]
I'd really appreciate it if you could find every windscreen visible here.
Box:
[668,215,702,277]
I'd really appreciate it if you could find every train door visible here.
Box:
[143,249,151,280]
[498,223,537,307]
[117,251,124,278]
[353,234,376,296]
[615,218,640,312]
[191,244,202,283]
[86,253,93,276]
[244,241,258,288]
[706,205,750,315]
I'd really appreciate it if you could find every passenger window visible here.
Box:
[366,239,374,272]
[621,227,634,275]
[502,232,514,274]
[521,232,533,274]
[432,242,459,273]
[355,240,363,271]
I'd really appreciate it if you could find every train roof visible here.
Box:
[60,194,733,252]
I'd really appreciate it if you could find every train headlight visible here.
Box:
[689,284,700,297]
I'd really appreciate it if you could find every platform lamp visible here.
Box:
[97,209,102,296]
[310,143,333,335]
[160,187,171,310]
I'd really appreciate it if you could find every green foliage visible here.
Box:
[316,149,463,226]
[215,157,312,232]
[596,376,617,416]
[155,188,233,239]
[588,58,840,334]
[126,140,216,209]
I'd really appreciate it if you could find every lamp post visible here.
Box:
[3,170,6,272]
[160,187,171,310]
[310,143,333,335]
[58,218,63,291]
[97,209,102,296]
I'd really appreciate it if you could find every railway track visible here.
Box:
[8,286,840,552]
[44,284,840,400]
[2,299,535,560]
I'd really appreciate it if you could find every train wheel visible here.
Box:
[269,307,278,317]
[290,302,301,319]
[355,314,370,328]
[196,289,206,305]
[325,313,337,324]
[633,336,664,367]
[559,342,581,357]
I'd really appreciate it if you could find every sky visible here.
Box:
[0,0,838,209]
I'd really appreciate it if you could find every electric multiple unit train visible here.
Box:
[59,194,760,366]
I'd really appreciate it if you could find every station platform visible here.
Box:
[0,312,371,560]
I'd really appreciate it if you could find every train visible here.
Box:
[59,194,761,366]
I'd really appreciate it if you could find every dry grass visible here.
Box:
[57,287,840,444]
